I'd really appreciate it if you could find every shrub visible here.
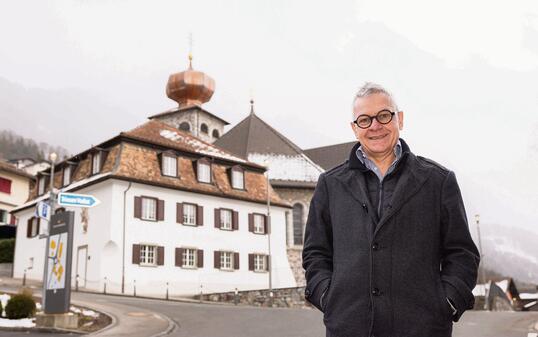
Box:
[0,239,15,263]
[5,289,36,319]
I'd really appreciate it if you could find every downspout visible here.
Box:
[121,181,132,294]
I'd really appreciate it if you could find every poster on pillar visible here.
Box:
[44,211,74,314]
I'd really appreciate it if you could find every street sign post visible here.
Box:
[57,192,100,208]
[36,201,51,221]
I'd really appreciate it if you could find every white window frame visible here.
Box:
[162,154,177,177]
[38,176,46,195]
[231,169,244,189]
[183,203,197,226]
[140,244,157,266]
[220,209,232,230]
[253,214,265,234]
[197,161,211,183]
[141,197,157,221]
[0,210,7,224]
[30,217,39,237]
[182,248,197,268]
[92,152,101,175]
[220,251,233,270]
[254,254,267,272]
[63,166,71,186]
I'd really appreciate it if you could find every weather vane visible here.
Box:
[188,32,194,69]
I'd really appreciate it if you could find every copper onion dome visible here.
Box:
[166,54,215,107]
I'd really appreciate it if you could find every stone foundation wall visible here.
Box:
[196,286,311,308]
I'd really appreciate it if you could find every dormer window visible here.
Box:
[37,174,48,196]
[231,166,245,190]
[91,152,101,175]
[162,153,177,177]
[63,166,71,186]
[196,158,211,183]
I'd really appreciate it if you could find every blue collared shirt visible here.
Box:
[356,140,402,182]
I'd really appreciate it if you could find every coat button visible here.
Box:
[372,288,381,296]
[372,242,379,251]
[305,289,311,297]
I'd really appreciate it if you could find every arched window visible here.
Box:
[179,122,190,132]
[212,129,220,138]
[293,203,304,245]
[201,123,209,134]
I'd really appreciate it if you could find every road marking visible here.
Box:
[127,311,151,317]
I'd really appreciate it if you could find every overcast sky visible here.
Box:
[2,0,538,277]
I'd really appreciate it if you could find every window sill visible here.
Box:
[219,268,235,272]
[219,227,233,231]
[139,263,158,268]
[140,218,158,222]
[182,223,198,227]
[252,231,266,235]
[253,270,268,273]
[181,265,198,270]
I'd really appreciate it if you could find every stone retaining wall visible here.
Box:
[196,286,311,308]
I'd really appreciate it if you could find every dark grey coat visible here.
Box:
[302,140,480,337]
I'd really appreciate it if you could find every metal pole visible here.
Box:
[265,166,273,306]
[475,214,488,310]
[121,181,132,294]
[42,152,57,311]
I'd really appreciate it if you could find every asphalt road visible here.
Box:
[1,292,537,337]
[77,292,538,337]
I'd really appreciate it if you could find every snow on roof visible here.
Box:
[520,293,538,300]
[11,172,112,213]
[496,279,509,292]
[159,129,247,163]
[248,153,324,182]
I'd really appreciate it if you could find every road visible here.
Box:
[0,291,537,337]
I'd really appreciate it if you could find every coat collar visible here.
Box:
[336,138,432,239]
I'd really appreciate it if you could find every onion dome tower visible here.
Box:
[166,54,216,108]
[149,54,229,144]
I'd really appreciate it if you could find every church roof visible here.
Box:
[214,111,303,158]
[303,141,356,170]
[148,105,230,125]
[215,108,324,184]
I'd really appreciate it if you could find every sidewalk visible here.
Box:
[0,277,174,337]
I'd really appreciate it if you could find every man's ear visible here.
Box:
[350,121,360,139]
[397,111,404,130]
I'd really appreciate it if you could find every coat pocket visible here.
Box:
[436,281,454,322]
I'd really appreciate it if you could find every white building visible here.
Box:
[11,58,296,296]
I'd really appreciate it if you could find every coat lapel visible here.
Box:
[335,169,378,226]
[373,153,431,238]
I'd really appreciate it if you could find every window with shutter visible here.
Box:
[0,178,12,194]
[196,205,203,226]
[219,209,232,230]
[38,176,46,196]
[197,249,204,268]
[253,214,265,234]
[141,197,157,221]
[254,254,267,272]
[220,251,233,270]
[139,245,157,266]
[182,248,197,268]
[183,203,197,226]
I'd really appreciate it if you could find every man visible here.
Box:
[302,83,480,337]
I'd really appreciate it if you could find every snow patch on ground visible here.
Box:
[0,318,35,328]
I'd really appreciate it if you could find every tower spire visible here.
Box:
[250,99,255,115]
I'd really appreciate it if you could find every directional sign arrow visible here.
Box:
[58,192,101,208]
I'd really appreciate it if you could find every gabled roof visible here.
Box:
[214,112,303,158]
[13,120,289,212]
[0,160,35,180]
[303,141,357,170]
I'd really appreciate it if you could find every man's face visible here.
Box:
[350,93,403,157]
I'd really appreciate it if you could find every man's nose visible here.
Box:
[369,118,383,130]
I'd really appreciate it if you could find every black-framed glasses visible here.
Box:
[353,109,396,129]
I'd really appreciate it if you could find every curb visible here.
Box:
[149,313,179,337]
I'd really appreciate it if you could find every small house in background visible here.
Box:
[473,278,532,311]
[0,160,35,238]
